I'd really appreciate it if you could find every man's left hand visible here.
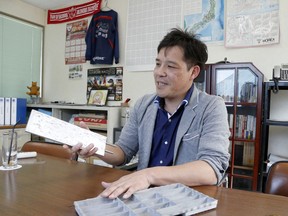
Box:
[100,169,152,199]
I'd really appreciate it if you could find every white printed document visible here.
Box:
[26,109,107,156]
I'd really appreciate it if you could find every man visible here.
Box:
[70,28,230,199]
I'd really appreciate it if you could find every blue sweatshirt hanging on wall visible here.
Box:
[85,10,119,65]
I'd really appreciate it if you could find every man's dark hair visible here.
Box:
[157,28,208,71]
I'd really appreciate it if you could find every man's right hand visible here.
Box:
[63,143,98,159]
[63,121,98,158]
[73,143,98,158]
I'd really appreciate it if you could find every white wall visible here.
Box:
[2,0,288,157]
[43,0,133,105]
[0,0,45,25]
[43,0,288,106]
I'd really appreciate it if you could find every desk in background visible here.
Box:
[0,154,287,216]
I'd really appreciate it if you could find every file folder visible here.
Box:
[0,97,4,125]
[4,97,11,125]
[11,98,27,125]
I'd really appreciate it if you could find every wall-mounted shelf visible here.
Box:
[259,81,288,191]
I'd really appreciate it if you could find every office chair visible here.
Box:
[265,161,288,197]
[21,141,77,160]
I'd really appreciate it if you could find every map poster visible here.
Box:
[183,0,224,44]
[65,19,88,64]
[87,67,123,102]
[225,0,279,47]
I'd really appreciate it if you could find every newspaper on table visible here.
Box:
[25,109,107,156]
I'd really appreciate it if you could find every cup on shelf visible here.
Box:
[1,131,18,169]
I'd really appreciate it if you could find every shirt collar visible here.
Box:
[154,84,194,108]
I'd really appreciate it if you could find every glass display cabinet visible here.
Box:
[195,62,264,191]
[194,64,211,93]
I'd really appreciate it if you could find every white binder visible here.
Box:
[4,97,11,125]
[0,97,4,125]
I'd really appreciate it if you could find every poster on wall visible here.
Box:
[87,67,123,102]
[225,0,279,47]
[183,0,224,44]
[68,64,83,79]
[65,19,88,65]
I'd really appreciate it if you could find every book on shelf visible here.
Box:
[236,115,256,139]
[78,112,106,119]
[240,82,257,103]
[74,116,107,130]
[242,142,254,167]
[234,142,254,167]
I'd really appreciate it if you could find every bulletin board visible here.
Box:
[125,0,277,71]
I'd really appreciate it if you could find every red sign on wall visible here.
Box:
[47,0,101,24]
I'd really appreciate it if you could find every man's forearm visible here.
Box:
[145,160,217,187]
[97,144,125,166]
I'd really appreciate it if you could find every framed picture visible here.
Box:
[88,89,108,106]
[87,67,123,102]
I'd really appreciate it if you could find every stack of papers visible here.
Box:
[25,110,107,156]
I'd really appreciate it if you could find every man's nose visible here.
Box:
[155,65,166,76]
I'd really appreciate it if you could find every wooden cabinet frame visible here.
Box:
[196,62,263,191]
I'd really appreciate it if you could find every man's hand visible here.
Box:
[100,169,152,199]
[63,121,97,158]
[77,121,90,130]
[63,143,98,159]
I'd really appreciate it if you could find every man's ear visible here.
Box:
[190,65,201,81]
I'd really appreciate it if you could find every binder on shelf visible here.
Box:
[4,97,11,125]
[0,97,4,125]
[11,98,27,125]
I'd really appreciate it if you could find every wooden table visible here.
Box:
[0,154,288,216]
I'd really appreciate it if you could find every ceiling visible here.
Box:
[19,0,79,10]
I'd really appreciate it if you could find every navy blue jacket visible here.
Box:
[85,10,119,65]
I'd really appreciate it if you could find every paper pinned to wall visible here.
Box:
[26,110,107,156]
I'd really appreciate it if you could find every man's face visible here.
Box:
[154,46,199,101]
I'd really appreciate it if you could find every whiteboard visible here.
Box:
[125,0,182,72]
